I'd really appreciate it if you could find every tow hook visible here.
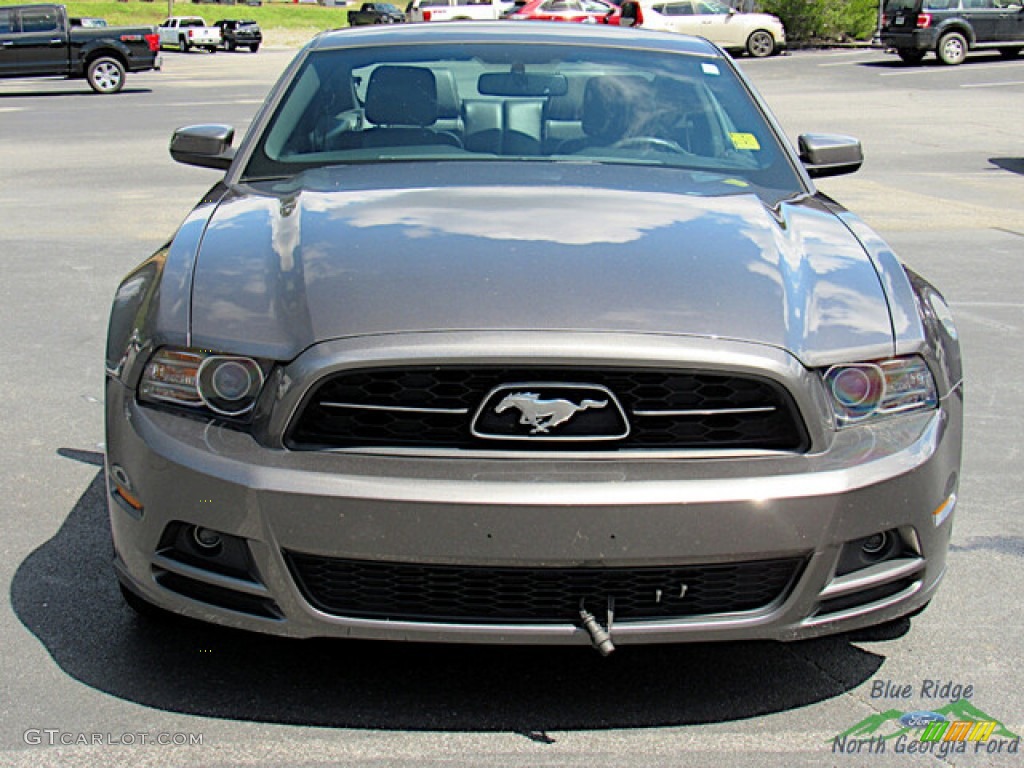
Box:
[579,597,615,656]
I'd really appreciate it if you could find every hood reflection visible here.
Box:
[190,169,894,366]
[298,185,717,246]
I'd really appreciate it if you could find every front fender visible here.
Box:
[904,268,963,400]
[106,183,230,387]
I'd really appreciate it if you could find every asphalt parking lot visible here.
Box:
[0,42,1022,767]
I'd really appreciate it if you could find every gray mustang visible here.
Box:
[105,23,962,653]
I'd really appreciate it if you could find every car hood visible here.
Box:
[189,163,893,366]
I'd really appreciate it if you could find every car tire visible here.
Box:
[249,43,260,53]
[897,49,925,64]
[936,31,967,66]
[226,39,237,51]
[86,56,125,94]
[746,30,775,58]
[179,35,191,52]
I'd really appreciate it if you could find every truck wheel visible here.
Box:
[897,49,925,64]
[249,43,260,53]
[179,35,191,52]
[937,31,967,65]
[745,30,775,58]
[226,40,237,51]
[86,56,126,94]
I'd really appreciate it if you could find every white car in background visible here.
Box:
[641,0,785,58]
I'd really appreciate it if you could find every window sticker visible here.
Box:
[701,62,720,76]
[729,132,761,151]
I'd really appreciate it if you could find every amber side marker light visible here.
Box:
[109,464,144,513]
[932,494,956,527]
[114,485,144,512]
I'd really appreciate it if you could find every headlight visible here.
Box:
[139,347,267,418]
[823,356,938,427]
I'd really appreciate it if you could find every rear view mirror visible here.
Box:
[170,124,236,171]
[478,72,569,97]
[798,133,863,178]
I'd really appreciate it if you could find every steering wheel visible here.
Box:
[611,136,691,155]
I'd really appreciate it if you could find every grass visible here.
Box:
[45,0,353,34]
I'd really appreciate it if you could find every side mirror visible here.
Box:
[798,133,863,178]
[170,124,236,171]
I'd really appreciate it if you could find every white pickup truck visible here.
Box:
[407,0,516,22]
[157,17,221,53]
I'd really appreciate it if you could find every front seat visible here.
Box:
[360,65,462,148]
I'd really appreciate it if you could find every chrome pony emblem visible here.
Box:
[471,383,630,442]
[494,392,608,434]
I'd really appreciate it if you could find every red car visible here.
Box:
[506,0,622,24]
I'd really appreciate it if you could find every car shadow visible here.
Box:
[990,157,1024,176]
[10,452,890,733]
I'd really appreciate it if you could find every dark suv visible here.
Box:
[214,19,261,52]
[881,0,1024,65]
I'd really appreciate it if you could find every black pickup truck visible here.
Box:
[347,2,407,25]
[0,4,161,93]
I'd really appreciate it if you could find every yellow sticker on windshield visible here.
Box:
[729,133,761,151]
[723,179,750,188]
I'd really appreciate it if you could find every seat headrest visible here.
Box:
[432,68,460,120]
[365,66,438,127]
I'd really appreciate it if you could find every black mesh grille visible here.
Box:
[285,553,805,624]
[286,367,807,451]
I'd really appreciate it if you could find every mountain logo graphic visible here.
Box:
[832,699,1020,743]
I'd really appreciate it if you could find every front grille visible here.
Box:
[285,553,805,624]
[286,367,807,451]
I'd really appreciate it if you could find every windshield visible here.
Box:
[243,42,802,197]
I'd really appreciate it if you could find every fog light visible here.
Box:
[158,522,257,581]
[835,528,907,576]
[192,526,223,552]
[861,531,890,556]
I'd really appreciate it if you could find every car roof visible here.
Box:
[309,20,725,58]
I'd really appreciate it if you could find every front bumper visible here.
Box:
[106,333,961,646]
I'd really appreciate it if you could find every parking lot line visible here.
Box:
[960,80,1024,88]
[817,53,883,67]
[879,62,1022,76]
[159,100,265,108]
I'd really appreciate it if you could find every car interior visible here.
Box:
[248,44,793,189]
